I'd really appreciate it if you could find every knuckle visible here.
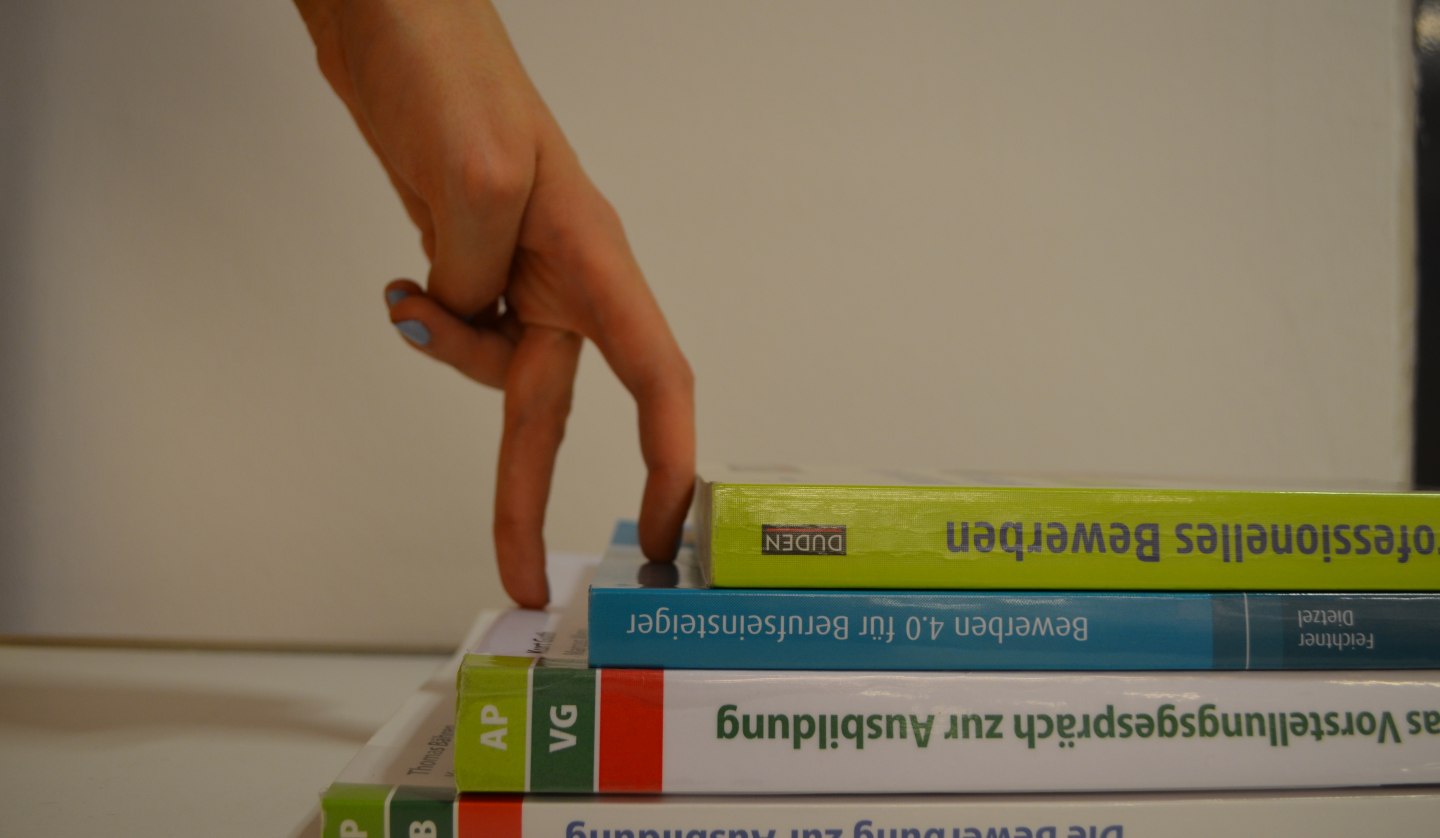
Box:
[504,396,573,436]
[537,191,626,279]
[636,354,695,404]
[647,460,695,491]
[451,144,532,210]
[671,356,696,395]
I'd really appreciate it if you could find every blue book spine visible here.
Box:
[588,524,1440,671]
[589,588,1440,670]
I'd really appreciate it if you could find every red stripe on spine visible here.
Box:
[458,794,523,838]
[598,669,664,792]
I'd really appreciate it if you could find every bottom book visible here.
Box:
[373,790,1440,838]
[320,606,1440,838]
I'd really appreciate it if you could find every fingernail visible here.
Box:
[385,288,409,308]
[395,320,430,346]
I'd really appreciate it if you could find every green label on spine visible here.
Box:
[529,668,597,791]
[321,783,389,838]
[389,786,454,838]
[455,654,532,791]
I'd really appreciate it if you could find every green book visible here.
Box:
[695,465,1440,590]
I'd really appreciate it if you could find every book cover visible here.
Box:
[317,623,1440,836]
[457,580,1440,794]
[695,465,1440,590]
[589,521,1440,671]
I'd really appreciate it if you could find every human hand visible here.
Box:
[295,0,695,607]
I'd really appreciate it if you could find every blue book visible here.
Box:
[588,521,1440,670]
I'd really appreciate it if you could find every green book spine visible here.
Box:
[456,653,673,793]
[527,668,597,792]
[389,787,456,838]
[322,784,460,838]
[321,783,392,838]
[704,480,1440,589]
[454,655,533,792]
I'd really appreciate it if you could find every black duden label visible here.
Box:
[761,525,847,556]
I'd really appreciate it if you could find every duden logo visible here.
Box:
[761,525,847,556]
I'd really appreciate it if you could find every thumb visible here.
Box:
[384,280,515,389]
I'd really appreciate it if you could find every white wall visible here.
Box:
[0,1,1415,648]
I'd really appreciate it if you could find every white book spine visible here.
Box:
[507,790,1440,838]
[655,670,1440,792]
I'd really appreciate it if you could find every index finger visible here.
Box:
[493,325,583,608]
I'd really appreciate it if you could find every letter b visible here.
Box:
[339,821,367,838]
[717,704,740,739]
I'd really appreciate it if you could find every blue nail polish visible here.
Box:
[386,288,409,307]
[395,320,430,346]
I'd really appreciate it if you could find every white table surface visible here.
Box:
[0,642,447,837]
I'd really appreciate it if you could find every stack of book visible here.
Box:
[320,466,1440,836]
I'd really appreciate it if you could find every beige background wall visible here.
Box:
[0,1,1415,648]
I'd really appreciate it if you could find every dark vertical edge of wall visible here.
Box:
[1416,1,1439,488]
